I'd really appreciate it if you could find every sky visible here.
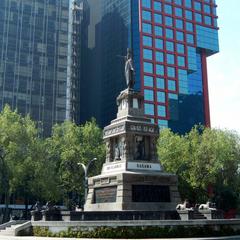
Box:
[207,0,240,133]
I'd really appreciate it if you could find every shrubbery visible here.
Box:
[33,225,240,239]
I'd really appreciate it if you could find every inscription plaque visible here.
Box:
[132,185,170,202]
[103,125,125,137]
[94,186,117,203]
[128,162,161,171]
[128,124,156,134]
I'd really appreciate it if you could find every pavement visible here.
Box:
[0,236,240,240]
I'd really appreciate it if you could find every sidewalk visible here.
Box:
[0,236,240,240]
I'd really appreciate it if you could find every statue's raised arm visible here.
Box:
[125,48,135,89]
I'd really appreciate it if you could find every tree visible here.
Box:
[157,126,240,210]
[0,106,59,215]
[47,119,105,208]
[0,106,106,214]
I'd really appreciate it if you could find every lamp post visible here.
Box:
[78,158,97,204]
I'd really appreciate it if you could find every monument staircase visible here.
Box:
[0,220,27,236]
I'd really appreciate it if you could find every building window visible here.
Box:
[142,0,151,9]
[142,10,152,21]
[144,62,153,73]
[185,10,193,20]
[167,54,175,64]
[143,23,152,34]
[143,49,153,60]
[158,120,168,129]
[144,89,154,101]
[154,13,162,24]
[166,28,174,39]
[194,2,202,11]
[176,31,184,41]
[157,91,166,103]
[177,43,185,54]
[195,13,202,23]
[144,75,154,87]
[156,64,164,75]
[186,22,193,32]
[145,103,154,115]
[178,69,187,80]
[167,67,175,78]
[174,0,182,5]
[166,41,174,52]
[168,80,176,91]
[175,19,183,29]
[155,39,163,49]
[175,7,183,17]
[154,1,162,11]
[204,4,211,14]
[143,36,152,47]
[177,56,185,67]
[156,51,164,62]
[186,34,194,44]
[164,4,172,14]
[156,78,165,89]
[155,26,163,36]
[157,105,166,117]
[165,16,173,27]
[185,0,192,8]
[168,93,178,100]
[204,16,212,25]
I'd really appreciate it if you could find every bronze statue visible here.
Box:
[125,48,135,89]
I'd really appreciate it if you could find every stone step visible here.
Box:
[0,230,15,236]
[0,224,21,236]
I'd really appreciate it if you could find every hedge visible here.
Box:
[32,225,240,238]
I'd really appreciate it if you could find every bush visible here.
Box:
[33,225,240,238]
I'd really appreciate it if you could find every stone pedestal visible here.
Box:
[199,209,224,220]
[41,210,62,221]
[84,89,180,212]
[85,171,180,211]
[31,211,42,221]
[177,210,195,220]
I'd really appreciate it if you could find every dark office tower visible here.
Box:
[0,0,85,135]
[86,0,219,134]
[67,0,89,124]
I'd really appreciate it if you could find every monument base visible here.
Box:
[84,170,180,212]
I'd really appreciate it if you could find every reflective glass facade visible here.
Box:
[88,0,219,134]
[139,0,219,133]
[0,0,76,135]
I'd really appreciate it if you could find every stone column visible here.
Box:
[106,139,111,162]
[150,136,158,162]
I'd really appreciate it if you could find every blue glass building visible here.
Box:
[85,0,219,134]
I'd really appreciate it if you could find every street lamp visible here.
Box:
[78,158,97,204]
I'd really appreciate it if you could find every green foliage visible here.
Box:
[32,225,240,238]
[46,118,105,207]
[0,106,105,209]
[157,126,240,209]
[0,105,58,205]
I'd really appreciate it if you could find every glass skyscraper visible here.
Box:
[86,0,219,134]
[0,0,86,135]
